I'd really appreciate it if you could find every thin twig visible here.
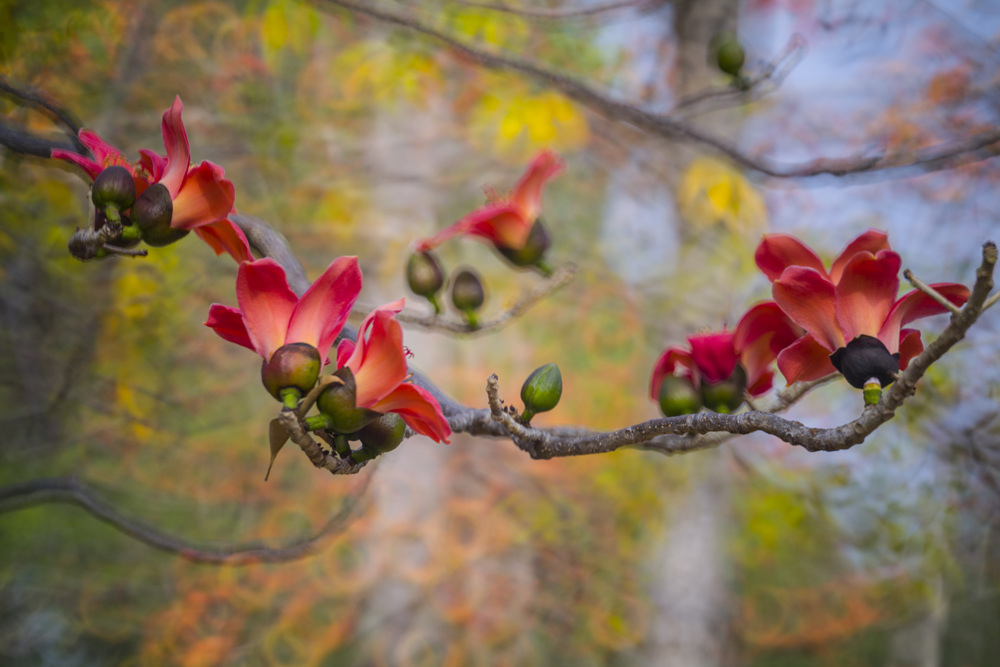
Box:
[0,76,85,153]
[0,475,371,565]
[903,268,963,315]
[426,0,655,19]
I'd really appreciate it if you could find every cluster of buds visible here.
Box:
[406,251,488,328]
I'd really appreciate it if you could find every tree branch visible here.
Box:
[0,475,371,565]
[0,76,86,153]
[421,0,659,20]
[317,0,1000,178]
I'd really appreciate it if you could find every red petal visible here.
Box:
[345,301,409,408]
[746,369,775,397]
[286,256,362,364]
[878,283,970,353]
[688,331,738,384]
[138,148,167,182]
[897,328,923,370]
[511,149,564,221]
[51,148,103,180]
[193,219,253,263]
[336,339,355,368]
[650,346,694,400]
[236,258,298,360]
[773,267,844,351]
[372,383,451,443]
[755,234,827,282]
[416,203,526,251]
[828,229,890,283]
[204,304,254,352]
[776,334,837,383]
[158,96,191,198]
[834,249,900,343]
[168,161,236,229]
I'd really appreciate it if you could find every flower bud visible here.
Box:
[713,34,745,76]
[354,413,406,461]
[520,362,562,423]
[450,268,485,327]
[657,376,701,417]
[261,343,321,404]
[495,218,552,272]
[407,250,445,313]
[700,364,747,414]
[132,183,188,247]
[91,166,137,219]
[316,368,382,434]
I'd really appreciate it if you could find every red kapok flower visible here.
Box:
[761,237,969,387]
[755,228,891,284]
[733,301,807,393]
[52,130,152,195]
[414,150,564,268]
[204,256,362,365]
[335,300,451,443]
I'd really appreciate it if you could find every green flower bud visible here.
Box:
[407,250,445,313]
[91,166,137,220]
[658,376,702,417]
[450,268,485,327]
[700,364,747,414]
[316,367,382,434]
[132,183,188,247]
[354,413,406,462]
[261,343,321,405]
[714,34,745,77]
[520,362,562,423]
[495,218,552,273]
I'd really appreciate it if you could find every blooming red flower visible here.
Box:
[733,301,806,393]
[335,300,452,443]
[752,231,970,387]
[204,256,362,365]
[415,149,564,253]
[53,97,251,263]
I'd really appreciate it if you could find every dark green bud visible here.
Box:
[700,364,747,414]
[657,376,701,417]
[407,250,445,314]
[495,218,552,273]
[450,268,485,313]
[261,343,321,403]
[316,367,382,434]
[520,362,562,423]
[92,166,137,219]
[715,37,745,77]
[354,413,406,461]
[132,183,187,247]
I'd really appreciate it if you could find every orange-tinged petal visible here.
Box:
[286,256,362,364]
[511,148,564,221]
[650,346,694,400]
[169,161,236,230]
[138,148,167,182]
[898,328,923,370]
[734,301,805,357]
[773,267,844,351]
[878,283,969,353]
[51,148,103,180]
[346,300,408,408]
[204,304,255,351]
[688,331,738,384]
[158,96,190,197]
[465,205,530,248]
[371,383,451,443]
[828,229,890,283]
[776,334,837,384]
[336,339,355,368]
[834,249,900,343]
[193,220,253,263]
[236,258,298,360]
[755,233,827,282]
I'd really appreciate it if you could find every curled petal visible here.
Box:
[688,331,738,385]
[194,220,253,263]
[416,203,525,251]
[236,258,299,360]
[735,303,804,394]
[158,96,190,198]
[834,250,901,343]
[773,267,844,352]
[138,148,168,182]
[204,304,254,351]
[286,256,362,363]
[371,383,451,443]
[828,229,890,283]
[878,283,970,354]
[511,149,564,222]
[776,334,838,384]
[650,346,695,400]
[336,338,356,368]
[755,233,827,282]
[345,300,409,408]
[51,148,103,180]
[168,161,236,230]
[898,328,923,370]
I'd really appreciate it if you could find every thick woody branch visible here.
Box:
[484,242,997,458]
[317,0,1000,178]
[0,475,370,565]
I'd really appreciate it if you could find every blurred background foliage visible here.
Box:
[1,0,999,665]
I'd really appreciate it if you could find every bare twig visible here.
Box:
[317,0,1000,179]
[0,76,85,153]
[424,0,655,20]
[277,409,370,475]
[904,268,963,315]
[0,475,371,565]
